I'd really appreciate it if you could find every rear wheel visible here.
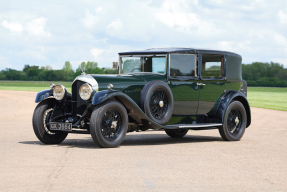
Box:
[219,101,247,141]
[165,129,189,138]
[90,100,128,148]
[32,100,68,144]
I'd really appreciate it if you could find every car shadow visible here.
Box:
[19,133,222,149]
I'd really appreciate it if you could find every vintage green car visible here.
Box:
[33,48,251,148]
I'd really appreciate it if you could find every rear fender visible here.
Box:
[216,90,251,128]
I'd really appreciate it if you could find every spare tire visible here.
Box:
[140,80,174,125]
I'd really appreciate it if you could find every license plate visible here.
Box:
[50,122,72,131]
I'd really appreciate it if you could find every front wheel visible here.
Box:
[219,101,247,141]
[90,100,128,148]
[32,100,68,144]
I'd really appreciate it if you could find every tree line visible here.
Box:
[0,61,118,81]
[242,62,287,87]
[0,61,286,87]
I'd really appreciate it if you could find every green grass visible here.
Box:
[0,81,72,92]
[1,81,287,111]
[247,87,287,111]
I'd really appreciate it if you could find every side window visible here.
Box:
[170,54,197,77]
[201,54,223,78]
[152,57,166,74]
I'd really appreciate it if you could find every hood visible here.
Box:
[90,74,167,91]
[74,73,167,104]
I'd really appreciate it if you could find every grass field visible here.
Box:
[0,81,72,92]
[247,87,287,111]
[0,81,286,111]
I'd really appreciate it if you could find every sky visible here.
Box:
[0,0,287,71]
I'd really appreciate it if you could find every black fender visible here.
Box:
[35,89,53,103]
[215,90,251,128]
[35,89,72,103]
[92,90,168,129]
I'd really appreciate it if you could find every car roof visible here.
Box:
[118,48,241,58]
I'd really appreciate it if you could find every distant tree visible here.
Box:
[77,62,87,72]
[276,69,287,81]
[86,61,98,71]
[26,66,40,80]
[40,65,53,71]
[63,61,73,74]
[23,64,30,72]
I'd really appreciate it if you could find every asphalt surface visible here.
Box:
[0,90,287,191]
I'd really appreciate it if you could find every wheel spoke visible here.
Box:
[101,108,122,141]
[227,108,242,135]
[149,89,168,120]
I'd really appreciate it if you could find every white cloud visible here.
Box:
[156,0,201,31]
[96,7,103,13]
[278,10,287,24]
[90,48,104,59]
[106,19,123,36]
[274,34,287,46]
[81,10,99,29]
[25,17,51,37]
[0,0,287,70]
[1,20,23,33]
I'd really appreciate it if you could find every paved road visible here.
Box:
[0,90,287,191]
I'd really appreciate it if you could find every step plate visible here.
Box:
[165,123,222,129]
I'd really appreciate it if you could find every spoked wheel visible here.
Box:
[140,81,174,125]
[165,129,189,138]
[227,108,242,135]
[219,101,247,141]
[101,108,123,141]
[90,100,128,148]
[149,89,168,120]
[32,99,68,144]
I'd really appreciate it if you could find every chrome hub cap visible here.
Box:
[235,116,239,126]
[111,121,118,129]
[159,101,164,108]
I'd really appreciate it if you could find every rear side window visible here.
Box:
[202,55,223,78]
[170,54,197,77]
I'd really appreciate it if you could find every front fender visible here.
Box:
[92,90,166,129]
[35,89,53,103]
[216,90,251,128]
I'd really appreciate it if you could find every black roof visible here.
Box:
[118,48,241,58]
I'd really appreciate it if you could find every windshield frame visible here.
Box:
[118,54,167,75]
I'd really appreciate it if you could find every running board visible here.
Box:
[164,123,222,130]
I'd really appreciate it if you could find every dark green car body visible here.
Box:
[34,48,251,146]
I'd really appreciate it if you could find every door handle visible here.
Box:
[197,83,206,86]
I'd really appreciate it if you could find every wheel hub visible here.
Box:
[159,101,164,108]
[235,116,239,126]
[111,121,118,129]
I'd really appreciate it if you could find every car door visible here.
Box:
[197,54,226,114]
[168,54,199,115]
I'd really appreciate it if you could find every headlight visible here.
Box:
[79,83,93,100]
[53,84,66,100]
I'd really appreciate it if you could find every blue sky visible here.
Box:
[0,0,287,71]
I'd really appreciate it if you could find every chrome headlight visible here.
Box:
[79,83,93,100]
[53,84,66,100]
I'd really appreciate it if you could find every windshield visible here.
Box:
[120,55,166,74]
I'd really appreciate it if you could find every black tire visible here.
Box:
[140,80,174,125]
[219,101,247,141]
[32,99,68,144]
[165,129,189,138]
[90,100,128,148]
